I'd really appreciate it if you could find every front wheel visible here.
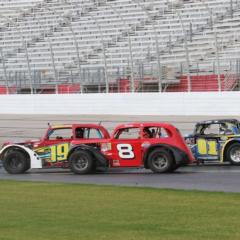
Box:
[69,150,95,174]
[147,148,174,173]
[226,143,240,166]
[3,150,29,174]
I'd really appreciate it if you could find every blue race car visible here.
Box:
[185,119,240,165]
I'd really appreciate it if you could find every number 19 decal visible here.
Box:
[36,143,69,162]
[117,144,135,159]
[50,143,69,161]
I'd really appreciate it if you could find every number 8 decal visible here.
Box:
[117,144,135,159]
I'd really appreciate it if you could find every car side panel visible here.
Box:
[34,142,70,163]
[195,137,220,160]
[110,139,142,167]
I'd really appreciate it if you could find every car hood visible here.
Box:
[2,139,41,148]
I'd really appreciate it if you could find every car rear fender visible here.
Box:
[221,138,240,162]
[0,144,42,169]
[143,144,189,168]
[67,144,108,167]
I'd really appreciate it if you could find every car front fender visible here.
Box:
[0,144,42,169]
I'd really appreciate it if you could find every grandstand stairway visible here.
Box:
[1,0,240,92]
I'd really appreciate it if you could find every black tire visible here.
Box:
[226,143,240,166]
[147,148,174,173]
[168,163,180,172]
[69,150,95,174]
[3,150,29,174]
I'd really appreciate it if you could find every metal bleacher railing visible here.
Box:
[0,0,240,94]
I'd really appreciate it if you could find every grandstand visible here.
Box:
[0,0,240,93]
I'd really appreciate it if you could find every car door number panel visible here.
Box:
[197,139,218,155]
[117,144,135,159]
[35,143,69,162]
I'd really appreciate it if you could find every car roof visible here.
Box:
[196,119,239,126]
[114,122,175,129]
[50,124,103,129]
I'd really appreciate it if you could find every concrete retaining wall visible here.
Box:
[0,92,239,115]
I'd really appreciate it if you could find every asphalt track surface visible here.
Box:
[1,114,240,193]
[1,165,240,193]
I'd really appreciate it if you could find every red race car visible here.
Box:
[0,122,194,174]
[99,122,194,173]
[0,123,110,172]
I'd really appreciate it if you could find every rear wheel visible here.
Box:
[147,148,174,173]
[168,163,180,172]
[226,143,240,165]
[3,150,29,174]
[69,150,95,174]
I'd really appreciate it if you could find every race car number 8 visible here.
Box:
[117,144,134,159]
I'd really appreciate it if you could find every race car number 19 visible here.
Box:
[117,144,135,159]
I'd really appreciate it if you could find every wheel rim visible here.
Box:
[230,147,240,162]
[74,155,89,170]
[8,155,23,169]
[152,154,168,169]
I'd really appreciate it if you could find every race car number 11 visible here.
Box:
[117,144,135,159]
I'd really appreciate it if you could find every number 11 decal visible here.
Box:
[117,144,135,159]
